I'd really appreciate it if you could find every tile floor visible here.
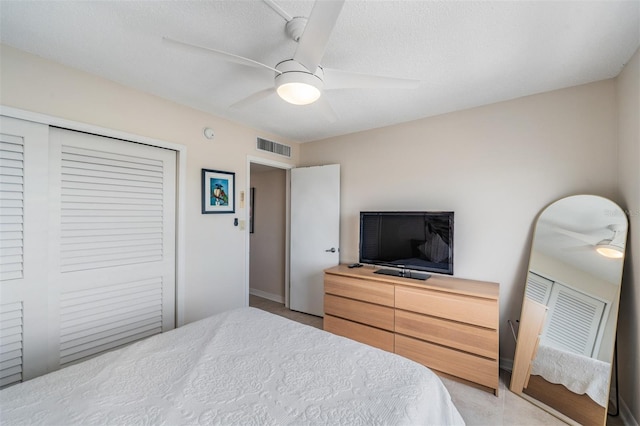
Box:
[249,295,625,426]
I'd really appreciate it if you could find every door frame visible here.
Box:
[246,156,293,308]
[0,106,188,326]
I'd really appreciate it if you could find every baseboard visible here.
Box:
[618,396,639,426]
[249,288,284,304]
[500,357,514,372]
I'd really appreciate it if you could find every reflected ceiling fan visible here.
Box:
[163,0,419,119]
[552,224,625,259]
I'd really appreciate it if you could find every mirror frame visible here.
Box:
[510,195,628,426]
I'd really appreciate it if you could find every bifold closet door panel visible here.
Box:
[47,128,177,367]
[0,116,52,386]
[1,119,178,384]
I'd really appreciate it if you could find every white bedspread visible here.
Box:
[0,307,464,425]
[530,343,610,407]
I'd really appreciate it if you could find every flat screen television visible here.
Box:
[359,211,454,280]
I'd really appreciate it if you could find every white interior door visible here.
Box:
[290,164,340,316]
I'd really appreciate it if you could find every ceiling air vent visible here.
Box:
[257,137,291,158]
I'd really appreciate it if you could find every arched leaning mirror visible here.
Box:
[510,195,628,426]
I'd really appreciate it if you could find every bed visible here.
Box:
[0,307,465,425]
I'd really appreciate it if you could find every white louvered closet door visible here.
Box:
[1,116,177,388]
[541,283,606,357]
[525,272,553,305]
[47,128,176,368]
[0,116,51,386]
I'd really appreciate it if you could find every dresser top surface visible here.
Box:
[325,264,499,300]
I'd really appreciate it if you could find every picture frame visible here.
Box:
[202,169,235,214]
[249,187,255,233]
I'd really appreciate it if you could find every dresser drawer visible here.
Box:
[324,294,394,331]
[324,315,394,352]
[395,286,498,329]
[324,273,394,307]
[395,334,499,391]
[395,310,498,359]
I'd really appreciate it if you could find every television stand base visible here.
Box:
[374,268,431,281]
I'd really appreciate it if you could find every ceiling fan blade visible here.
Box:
[163,37,281,75]
[323,68,420,90]
[551,226,599,245]
[563,244,594,252]
[315,96,338,123]
[229,88,276,109]
[263,0,292,21]
[293,0,345,72]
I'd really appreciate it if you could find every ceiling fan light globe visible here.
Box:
[275,61,324,105]
[277,81,321,105]
[595,241,624,258]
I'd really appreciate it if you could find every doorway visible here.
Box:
[246,159,340,318]
[248,161,289,306]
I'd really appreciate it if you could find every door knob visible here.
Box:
[325,247,337,253]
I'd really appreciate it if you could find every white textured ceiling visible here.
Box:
[1,1,638,142]
[534,196,628,284]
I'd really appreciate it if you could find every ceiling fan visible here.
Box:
[552,224,626,259]
[163,0,419,119]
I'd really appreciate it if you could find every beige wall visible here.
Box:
[300,80,620,364]
[0,44,300,324]
[249,168,287,301]
[617,47,639,422]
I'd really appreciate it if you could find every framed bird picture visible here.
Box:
[202,169,235,214]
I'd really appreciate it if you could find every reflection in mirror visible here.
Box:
[510,195,628,426]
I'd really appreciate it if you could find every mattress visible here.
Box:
[0,307,464,425]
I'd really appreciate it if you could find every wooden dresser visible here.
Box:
[323,264,500,395]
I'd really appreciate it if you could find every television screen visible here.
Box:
[359,211,454,277]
